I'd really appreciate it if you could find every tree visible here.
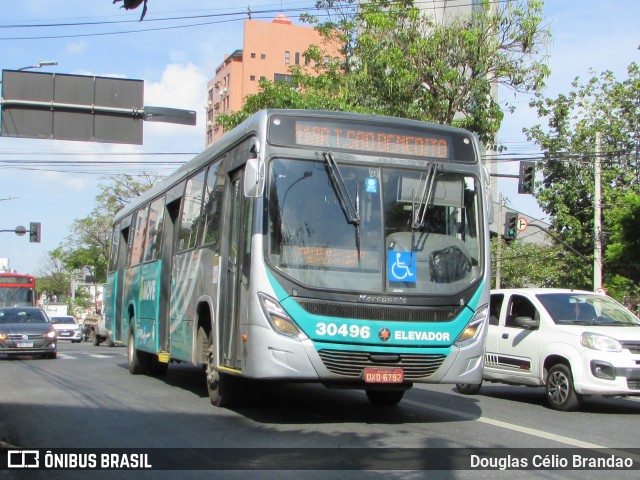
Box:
[218,0,550,148]
[492,237,581,289]
[36,249,73,301]
[40,173,161,284]
[524,62,640,296]
[605,192,640,282]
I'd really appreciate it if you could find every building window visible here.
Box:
[250,75,256,81]
[285,51,290,64]
[304,54,311,66]
[295,52,300,65]
[274,73,293,84]
[260,76,266,81]
[251,53,256,59]
[260,54,266,59]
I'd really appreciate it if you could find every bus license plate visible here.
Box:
[363,368,404,383]
[17,342,33,348]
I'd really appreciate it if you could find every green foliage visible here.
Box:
[605,192,640,281]
[492,237,586,289]
[524,62,640,294]
[218,0,550,148]
[36,249,72,301]
[39,173,160,286]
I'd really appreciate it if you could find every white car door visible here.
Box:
[489,293,541,383]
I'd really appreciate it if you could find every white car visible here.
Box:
[50,315,83,343]
[456,288,640,411]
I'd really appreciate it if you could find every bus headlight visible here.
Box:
[0,332,7,340]
[454,304,488,347]
[258,293,306,339]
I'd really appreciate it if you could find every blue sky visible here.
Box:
[1,0,639,275]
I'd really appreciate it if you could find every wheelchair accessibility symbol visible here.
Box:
[388,251,417,283]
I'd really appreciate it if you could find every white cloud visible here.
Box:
[66,41,88,55]
[142,63,208,149]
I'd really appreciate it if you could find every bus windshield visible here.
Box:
[0,286,35,307]
[266,156,482,295]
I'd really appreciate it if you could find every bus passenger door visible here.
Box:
[219,170,251,371]
[158,199,180,352]
[113,227,129,342]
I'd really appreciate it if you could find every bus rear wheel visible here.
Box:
[128,326,148,375]
[365,389,405,406]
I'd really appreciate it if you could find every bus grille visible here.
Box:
[295,299,462,323]
[318,349,446,380]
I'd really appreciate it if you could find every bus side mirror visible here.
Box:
[244,157,264,198]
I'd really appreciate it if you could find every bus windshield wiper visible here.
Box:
[323,152,360,226]
[323,152,361,263]
[412,163,437,230]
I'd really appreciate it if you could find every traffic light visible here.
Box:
[518,161,535,194]
[503,212,517,241]
[29,222,41,243]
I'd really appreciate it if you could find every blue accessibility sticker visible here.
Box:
[388,251,416,283]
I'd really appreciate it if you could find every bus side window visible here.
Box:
[129,207,149,267]
[201,161,224,251]
[178,170,206,251]
[144,196,166,262]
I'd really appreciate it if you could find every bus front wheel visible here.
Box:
[205,331,244,408]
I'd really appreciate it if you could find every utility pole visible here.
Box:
[496,193,503,289]
[594,132,603,290]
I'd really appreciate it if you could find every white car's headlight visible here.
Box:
[580,332,622,352]
[455,304,488,347]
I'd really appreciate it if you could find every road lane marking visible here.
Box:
[56,353,76,359]
[404,399,640,462]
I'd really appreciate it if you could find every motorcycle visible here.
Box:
[82,323,92,342]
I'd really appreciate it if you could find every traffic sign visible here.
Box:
[595,287,607,295]
[516,217,528,232]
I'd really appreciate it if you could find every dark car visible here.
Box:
[0,307,57,359]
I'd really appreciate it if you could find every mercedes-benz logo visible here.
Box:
[378,327,391,342]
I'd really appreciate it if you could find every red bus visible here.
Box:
[0,273,37,307]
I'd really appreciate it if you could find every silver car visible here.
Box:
[0,307,57,359]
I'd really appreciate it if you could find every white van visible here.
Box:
[456,288,640,411]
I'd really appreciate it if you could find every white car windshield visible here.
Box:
[537,293,640,326]
[51,316,77,325]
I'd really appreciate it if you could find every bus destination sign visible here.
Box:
[294,120,449,159]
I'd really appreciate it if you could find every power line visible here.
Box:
[0,0,521,41]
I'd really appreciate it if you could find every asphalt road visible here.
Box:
[1,341,639,480]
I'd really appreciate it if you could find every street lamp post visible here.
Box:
[1,60,58,85]
[17,60,58,71]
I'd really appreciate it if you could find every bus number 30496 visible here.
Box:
[315,322,371,339]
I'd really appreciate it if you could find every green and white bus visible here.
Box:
[104,109,491,407]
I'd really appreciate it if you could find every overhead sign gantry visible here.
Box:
[0,70,196,145]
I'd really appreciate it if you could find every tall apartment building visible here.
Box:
[205,14,339,146]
